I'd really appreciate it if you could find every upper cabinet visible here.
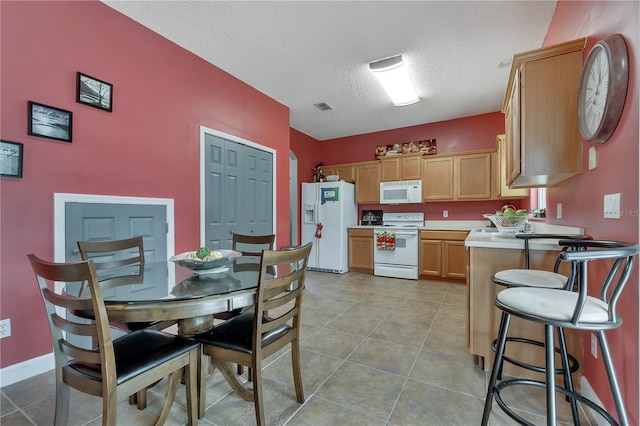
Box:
[354,161,380,204]
[503,38,586,188]
[422,151,493,201]
[324,163,356,182]
[379,153,423,181]
[494,135,529,199]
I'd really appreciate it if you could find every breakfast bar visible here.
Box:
[465,223,585,380]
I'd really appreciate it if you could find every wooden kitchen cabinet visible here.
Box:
[354,161,380,204]
[324,162,356,182]
[422,151,492,201]
[455,152,491,200]
[419,230,468,282]
[503,38,586,188]
[379,153,423,181]
[422,156,454,201]
[493,135,529,199]
[348,228,374,273]
[467,246,582,380]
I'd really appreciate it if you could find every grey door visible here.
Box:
[204,134,273,250]
[65,202,167,263]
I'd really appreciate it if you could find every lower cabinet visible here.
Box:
[419,231,468,281]
[348,228,373,273]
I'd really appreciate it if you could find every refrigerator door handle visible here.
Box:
[315,201,321,224]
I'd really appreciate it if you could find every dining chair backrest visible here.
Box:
[253,242,311,353]
[558,240,640,325]
[232,233,275,257]
[28,254,199,425]
[77,236,144,270]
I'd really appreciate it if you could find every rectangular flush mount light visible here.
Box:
[369,55,419,106]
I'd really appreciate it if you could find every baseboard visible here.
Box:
[0,353,54,387]
[580,376,608,426]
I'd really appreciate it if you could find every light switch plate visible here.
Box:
[604,193,621,219]
[557,203,562,219]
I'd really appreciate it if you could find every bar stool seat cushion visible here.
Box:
[496,287,613,326]
[493,269,567,288]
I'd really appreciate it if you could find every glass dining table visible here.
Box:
[72,256,267,337]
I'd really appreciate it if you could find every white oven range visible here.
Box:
[373,212,424,280]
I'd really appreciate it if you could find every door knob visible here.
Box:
[72,248,80,255]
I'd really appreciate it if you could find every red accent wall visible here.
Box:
[291,112,524,222]
[543,2,639,423]
[0,1,290,368]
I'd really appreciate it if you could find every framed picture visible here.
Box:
[77,72,112,112]
[28,101,73,142]
[1,140,24,178]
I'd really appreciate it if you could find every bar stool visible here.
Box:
[491,234,592,424]
[482,240,640,426]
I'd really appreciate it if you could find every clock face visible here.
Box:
[583,46,609,137]
[578,34,629,144]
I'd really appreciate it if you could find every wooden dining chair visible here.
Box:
[195,242,312,424]
[77,236,180,408]
[28,254,199,426]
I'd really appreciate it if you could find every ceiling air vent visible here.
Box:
[314,102,333,111]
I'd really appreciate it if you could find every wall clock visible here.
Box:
[577,34,629,144]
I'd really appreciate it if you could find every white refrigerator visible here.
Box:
[301,181,357,273]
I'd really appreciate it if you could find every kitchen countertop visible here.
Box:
[349,220,489,231]
[464,222,585,250]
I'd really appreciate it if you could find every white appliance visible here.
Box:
[301,181,357,273]
[379,180,423,204]
[373,212,424,280]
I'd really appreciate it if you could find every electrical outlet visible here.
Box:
[0,319,11,339]
[591,333,597,358]
[443,210,448,218]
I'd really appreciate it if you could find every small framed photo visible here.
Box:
[28,101,73,142]
[77,72,112,112]
[1,140,24,178]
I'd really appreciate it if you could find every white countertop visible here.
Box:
[349,220,488,231]
[464,222,585,250]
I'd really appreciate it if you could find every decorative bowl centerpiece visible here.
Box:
[483,212,531,235]
[169,249,242,274]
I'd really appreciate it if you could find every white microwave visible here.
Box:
[379,180,423,204]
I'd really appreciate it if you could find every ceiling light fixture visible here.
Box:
[369,55,419,106]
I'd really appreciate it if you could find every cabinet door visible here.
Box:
[355,162,380,203]
[496,135,528,198]
[455,153,491,200]
[348,230,373,273]
[422,157,454,201]
[443,240,466,280]
[332,165,355,182]
[506,73,521,186]
[401,155,422,180]
[419,239,442,277]
[379,157,401,182]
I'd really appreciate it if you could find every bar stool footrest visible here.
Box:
[494,378,619,425]
[491,337,579,374]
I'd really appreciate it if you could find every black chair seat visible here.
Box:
[195,312,291,354]
[68,330,200,384]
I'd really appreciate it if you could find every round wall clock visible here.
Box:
[577,34,629,144]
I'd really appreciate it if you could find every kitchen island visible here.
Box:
[465,224,585,381]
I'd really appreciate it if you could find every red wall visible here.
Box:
[291,112,526,222]
[0,1,290,368]
[543,1,639,423]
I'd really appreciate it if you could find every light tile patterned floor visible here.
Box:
[1,271,596,425]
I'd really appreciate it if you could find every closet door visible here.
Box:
[204,134,273,249]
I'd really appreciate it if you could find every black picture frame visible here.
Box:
[1,140,24,178]
[28,101,73,142]
[77,72,113,112]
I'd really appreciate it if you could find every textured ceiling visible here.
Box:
[103,1,557,141]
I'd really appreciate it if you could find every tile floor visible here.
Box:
[1,271,596,425]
